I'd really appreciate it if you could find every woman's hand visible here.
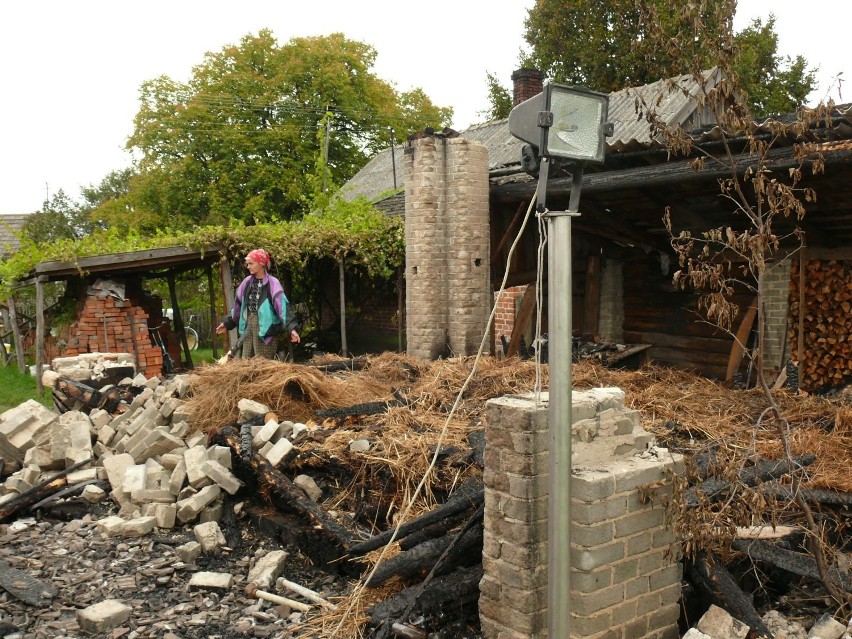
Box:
[215,322,226,335]
[290,330,301,344]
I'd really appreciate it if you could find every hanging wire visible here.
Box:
[330,188,540,637]
[534,206,549,403]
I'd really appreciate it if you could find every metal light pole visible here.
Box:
[509,82,610,639]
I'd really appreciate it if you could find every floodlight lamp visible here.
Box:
[509,83,610,164]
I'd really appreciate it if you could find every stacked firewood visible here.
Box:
[788,258,852,391]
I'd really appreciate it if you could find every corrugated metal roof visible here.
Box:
[340,70,723,203]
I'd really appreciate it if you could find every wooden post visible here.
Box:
[338,258,348,356]
[166,270,193,370]
[7,297,26,374]
[220,257,237,350]
[0,305,11,367]
[206,263,218,359]
[35,277,45,393]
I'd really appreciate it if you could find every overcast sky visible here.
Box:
[0,0,846,215]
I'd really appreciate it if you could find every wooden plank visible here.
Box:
[583,255,600,336]
[206,264,218,359]
[725,299,758,382]
[167,270,192,370]
[35,277,45,393]
[506,282,537,358]
[220,257,237,350]
[35,244,222,277]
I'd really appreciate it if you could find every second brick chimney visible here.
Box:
[511,68,545,105]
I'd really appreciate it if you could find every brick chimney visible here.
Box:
[511,68,544,105]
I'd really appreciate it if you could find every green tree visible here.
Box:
[22,190,92,243]
[480,71,513,122]
[519,0,815,117]
[122,30,451,232]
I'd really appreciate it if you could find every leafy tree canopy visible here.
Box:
[22,190,94,244]
[518,0,815,117]
[117,30,451,233]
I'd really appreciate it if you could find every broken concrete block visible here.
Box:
[169,458,188,496]
[81,484,107,503]
[198,501,223,524]
[96,515,156,538]
[176,541,202,563]
[0,399,56,463]
[247,550,288,590]
[102,453,135,491]
[4,476,32,493]
[185,432,206,448]
[291,422,308,439]
[184,445,211,488]
[252,419,282,447]
[207,445,232,469]
[97,424,116,447]
[66,468,98,484]
[294,474,322,502]
[77,599,132,634]
[89,408,112,429]
[349,439,370,452]
[808,613,846,639]
[130,489,175,505]
[194,520,226,554]
[154,503,177,529]
[159,397,182,420]
[263,438,293,467]
[122,464,147,493]
[169,420,190,439]
[66,418,93,465]
[171,403,193,425]
[23,445,58,470]
[176,484,221,523]
[201,459,243,495]
[238,398,271,423]
[20,465,41,485]
[189,571,233,589]
[160,452,183,470]
[697,605,749,639]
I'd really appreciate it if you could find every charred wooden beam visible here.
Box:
[686,551,774,639]
[209,425,354,553]
[0,457,94,523]
[364,513,483,587]
[685,455,816,507]
[348,477,483,556]
[368,565,483,625]
[759,484,852,508]
[732,539,852,593]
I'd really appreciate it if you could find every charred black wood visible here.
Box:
[467,428,485,468]
[732,539,852,593]
[210,425,354,554]
[377,503,486,639]
[759,484,852,508]
[685,455,816,507]
[364,513,483,587]
[0,457,94,523]
[304,356,370,373]
[315,399,405,419]
[686,551,774,639]
[349,477,483,556]
[399,510,473,551]
[368,565,483,625]
[29,479,108,511]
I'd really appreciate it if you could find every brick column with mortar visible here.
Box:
[404,135,490,359]
[761,257,793,376]
[480,389,683,639]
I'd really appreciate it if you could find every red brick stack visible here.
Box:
[60,293,163,378]
[493,285,527,346]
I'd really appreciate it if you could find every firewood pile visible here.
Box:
[1,352,851,637]
[788,259,852,392]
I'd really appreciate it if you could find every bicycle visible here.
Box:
[165,308,199,351]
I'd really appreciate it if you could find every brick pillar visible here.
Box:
[446,138,491,356]
[480,389,683,639]
[404,135,490,359]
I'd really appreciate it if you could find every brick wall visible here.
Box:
[404,136,491,359]
[493,285,528,352]
[480,390,683,639]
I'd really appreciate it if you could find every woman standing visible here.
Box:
[215,249,300,359]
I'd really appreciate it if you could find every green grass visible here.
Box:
[0,364,52,413]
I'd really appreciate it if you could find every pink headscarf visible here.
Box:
[246,249,271,267]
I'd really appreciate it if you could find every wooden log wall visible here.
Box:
[788,258,852,391]
[621,254,752,379]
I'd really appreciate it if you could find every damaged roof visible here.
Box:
[340,69,727,203]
